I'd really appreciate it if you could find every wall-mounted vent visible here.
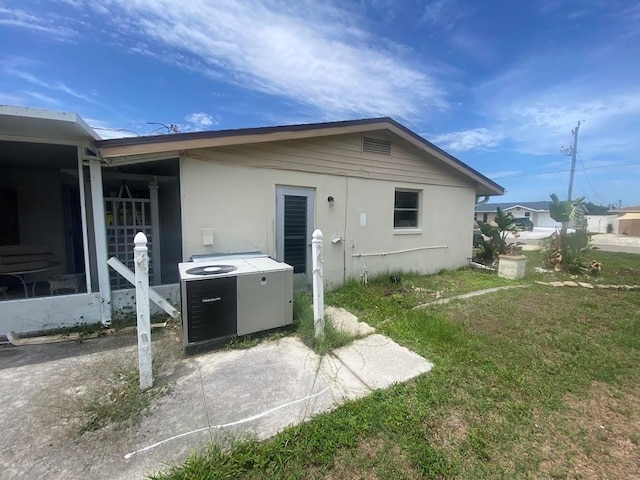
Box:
[363,136,392,155]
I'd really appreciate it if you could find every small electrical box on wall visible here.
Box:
[202,228,214,246]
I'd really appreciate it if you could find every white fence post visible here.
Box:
[134,232,153,390]
[312,229,325,339]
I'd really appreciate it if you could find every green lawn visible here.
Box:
[153,251,640,479]
[524,248,640,285]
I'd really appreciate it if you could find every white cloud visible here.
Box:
[471,47,640,158]
[422,0,466,31]
[24,91,61,106]
[5,68,100,105]
[0,91,26,105]
[430,127,505,152]
[71,0,445,119]
[86,118,141,139]
[0,7,77,40]
[496,92,640,156]
[184,112,218,130]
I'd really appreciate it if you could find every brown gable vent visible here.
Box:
[363,136,392,155]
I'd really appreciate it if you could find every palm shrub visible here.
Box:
[545,194,599,273]
[475,207,519,263]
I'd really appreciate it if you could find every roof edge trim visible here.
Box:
[97,116,504,196]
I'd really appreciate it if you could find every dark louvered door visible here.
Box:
[284,195,308,274]
[276,187,314,288]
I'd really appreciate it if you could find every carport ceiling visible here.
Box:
[0,141,78,169]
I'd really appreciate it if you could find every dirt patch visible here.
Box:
[615,268,640,280]
[424,411,469,454]
[538,381,640,479]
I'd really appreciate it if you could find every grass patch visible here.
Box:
[326,268,516,321]
[82,363,166,432]
[80,323,180,433]
[293,292,354,355]
[152,251,640,479]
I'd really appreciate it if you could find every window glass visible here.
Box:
[394,190,420,228]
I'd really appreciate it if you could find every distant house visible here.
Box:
[608,206,640,236]
[1,106,504,335]
[475,201,587,229]
[585,214,617,234]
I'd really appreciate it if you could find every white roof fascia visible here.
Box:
[98,120,503,196]
[104,151,182,167]
[0,105,101,143]
[97,122,391,158]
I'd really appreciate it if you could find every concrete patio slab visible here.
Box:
[317,352,372,402]
[0,317,432,479]
[332,334,433,390]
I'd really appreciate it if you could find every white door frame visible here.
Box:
[275,186,315,288]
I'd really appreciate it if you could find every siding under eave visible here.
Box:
[187,133,472,188]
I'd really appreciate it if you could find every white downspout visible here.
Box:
[89,157,112,326]
[475,195,490,207]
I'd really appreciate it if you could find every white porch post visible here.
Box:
[312,229,325,339]
[76,146,92,293]
[134,232,153,390]
[89,157,112,326]
[148,179,161,285]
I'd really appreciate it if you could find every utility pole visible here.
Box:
[563,121,581,201]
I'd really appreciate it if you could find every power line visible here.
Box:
[492,161,640,179]
[577,151,613,206]
[91,122,180,136]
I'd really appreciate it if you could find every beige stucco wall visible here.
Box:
[180,145,477,287]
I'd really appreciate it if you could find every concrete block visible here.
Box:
[497,255,527,280]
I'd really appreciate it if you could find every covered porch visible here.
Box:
[0,107,181,336]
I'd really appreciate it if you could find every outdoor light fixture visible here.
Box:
[327,196,335,207]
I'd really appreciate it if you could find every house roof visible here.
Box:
[618,213,640,220]
[475,201,551,213]
[609,205,640,214]
[0,105,101,144]
[97,117,504,196]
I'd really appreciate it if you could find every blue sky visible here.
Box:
[1,0,639,206]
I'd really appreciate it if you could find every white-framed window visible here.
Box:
[393,189,421,228]
[524,211,530,217]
